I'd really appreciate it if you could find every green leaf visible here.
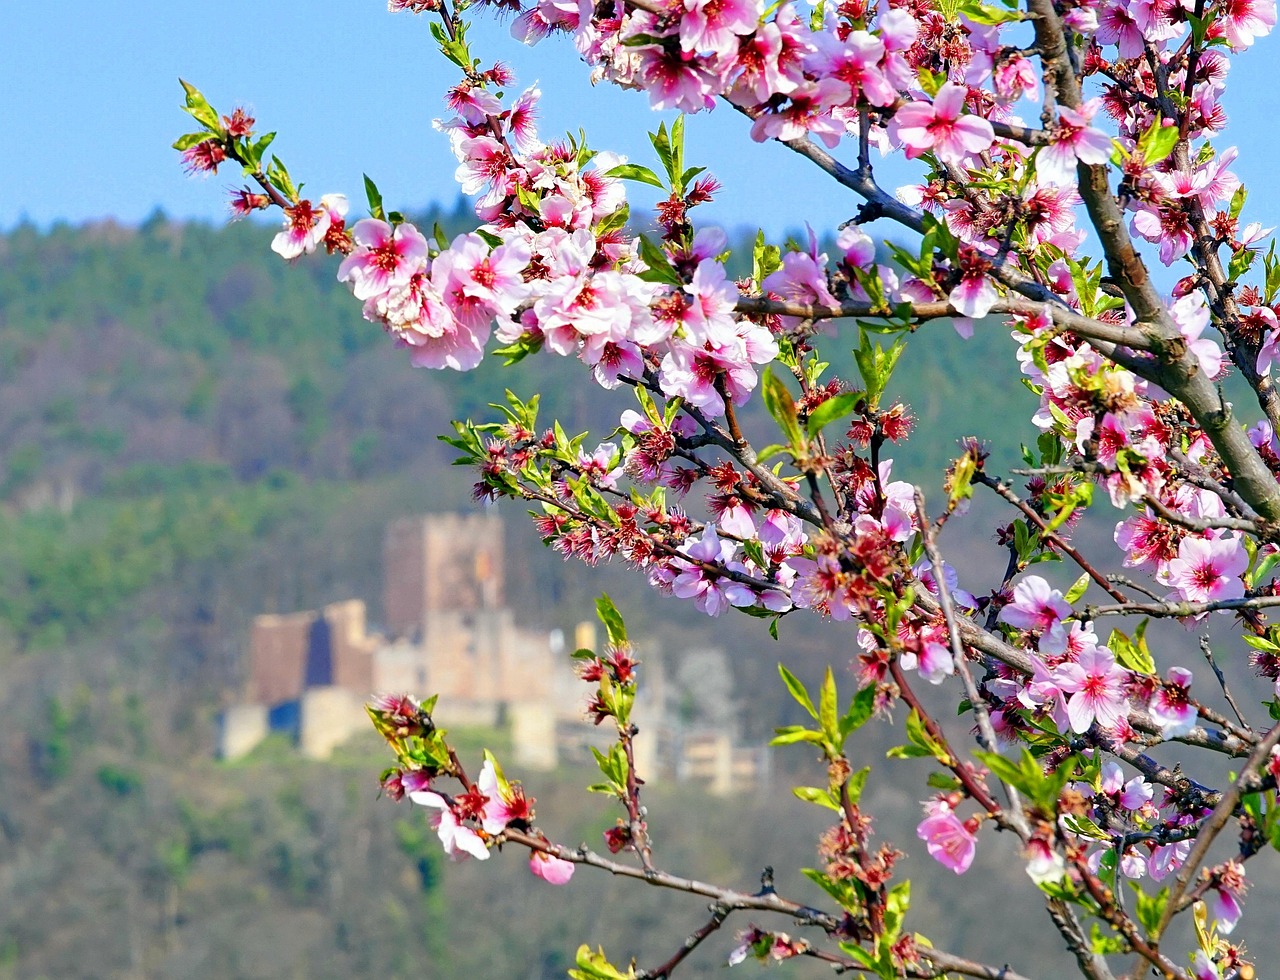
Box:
[1137,117,1179,165]
[778,664,817,720]
[1063,572,1090,605]
[844,765,870,805]
[594,594,628,648]
[1131,884,1169,935]
[649,121,675,186]
[172,132,210,151]
[1108,623,1156,675]
[838,683,877,739]
[819,666,838,741]
[802,867,861,912]
[364,174,385,221]
[770,726,824,746]
[853,329,906,410]
[760,367,805,451]
[806,391,860,437]
[792,785,841,811]
[1229,184,1248,222]
[636,234,682,286]
[569,945,635,980]
[1089,923,1127,956]
[605,163,665,189]
[243,130,276,169]
[752,230,782,284]
[1060,813,1110,841]
[179,79,219,130]
[956,0,1024,23]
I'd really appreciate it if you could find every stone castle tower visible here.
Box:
[381,513,551,707]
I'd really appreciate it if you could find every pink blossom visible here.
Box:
[454,136,515,210]
[1036,100,1114,185]
[1131,203,1195,265]
[1096,2,1146,57]
[449,232,532,317]
[529,850,576,884]
[917,801,977,874]
[1222,0,1276,49]
[409,790,491,861]
[1161,534,1248,603]
[804,30,897,107]
[338,218,429,301]
[670,527,756,616]
[1054,646,1131,733]
[1149,666,1197,737]
[998,575,1072,654]
[890,83,994,165]
[679,0,761,54]
[1098,761,1154,811]
[902,639,954,684]
[272,194,348,260]
[727,22,798,106]
[948,263,997,318]
[1208,861,1248,933]
[749,78,851,148]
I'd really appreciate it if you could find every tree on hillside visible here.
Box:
[178,0,1280,974]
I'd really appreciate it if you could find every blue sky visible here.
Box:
[4,1,1280,241]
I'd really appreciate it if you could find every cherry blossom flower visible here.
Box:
[669,526,756,616]
[1036,100,1114,185]
[998,575,1072,654]
[272,194,348,260]
[1149,667,1197,737]
[1208,861,1248,933]
[1222,0,1277,49]
[337,218,429,301]
[1161,535,1248,603]
[1054,646,1131,733]
[901,638,954,684]
[890,83,995,166]
[678,0,761,54]
[917,801,977,874]
[409,790,491,861]
[529,850,576,884]
[181,139,226,175]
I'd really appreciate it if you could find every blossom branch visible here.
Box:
[635,903,730,979]
[1083,594,1280,620]
[733,296,1154,351]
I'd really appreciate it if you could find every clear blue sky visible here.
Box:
[3,1,1280,240]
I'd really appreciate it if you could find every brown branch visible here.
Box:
[1083,594,1280,620]
[500,829,1037,980]
[734,295,1154,351]
[1199,636,1253,734]
[636,904,731,979]
[976,474,1131,603]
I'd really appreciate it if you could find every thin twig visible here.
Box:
[913,487,1031,839]
[1199,636,1252,733]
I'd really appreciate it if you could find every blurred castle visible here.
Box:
[219,513,767,794]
